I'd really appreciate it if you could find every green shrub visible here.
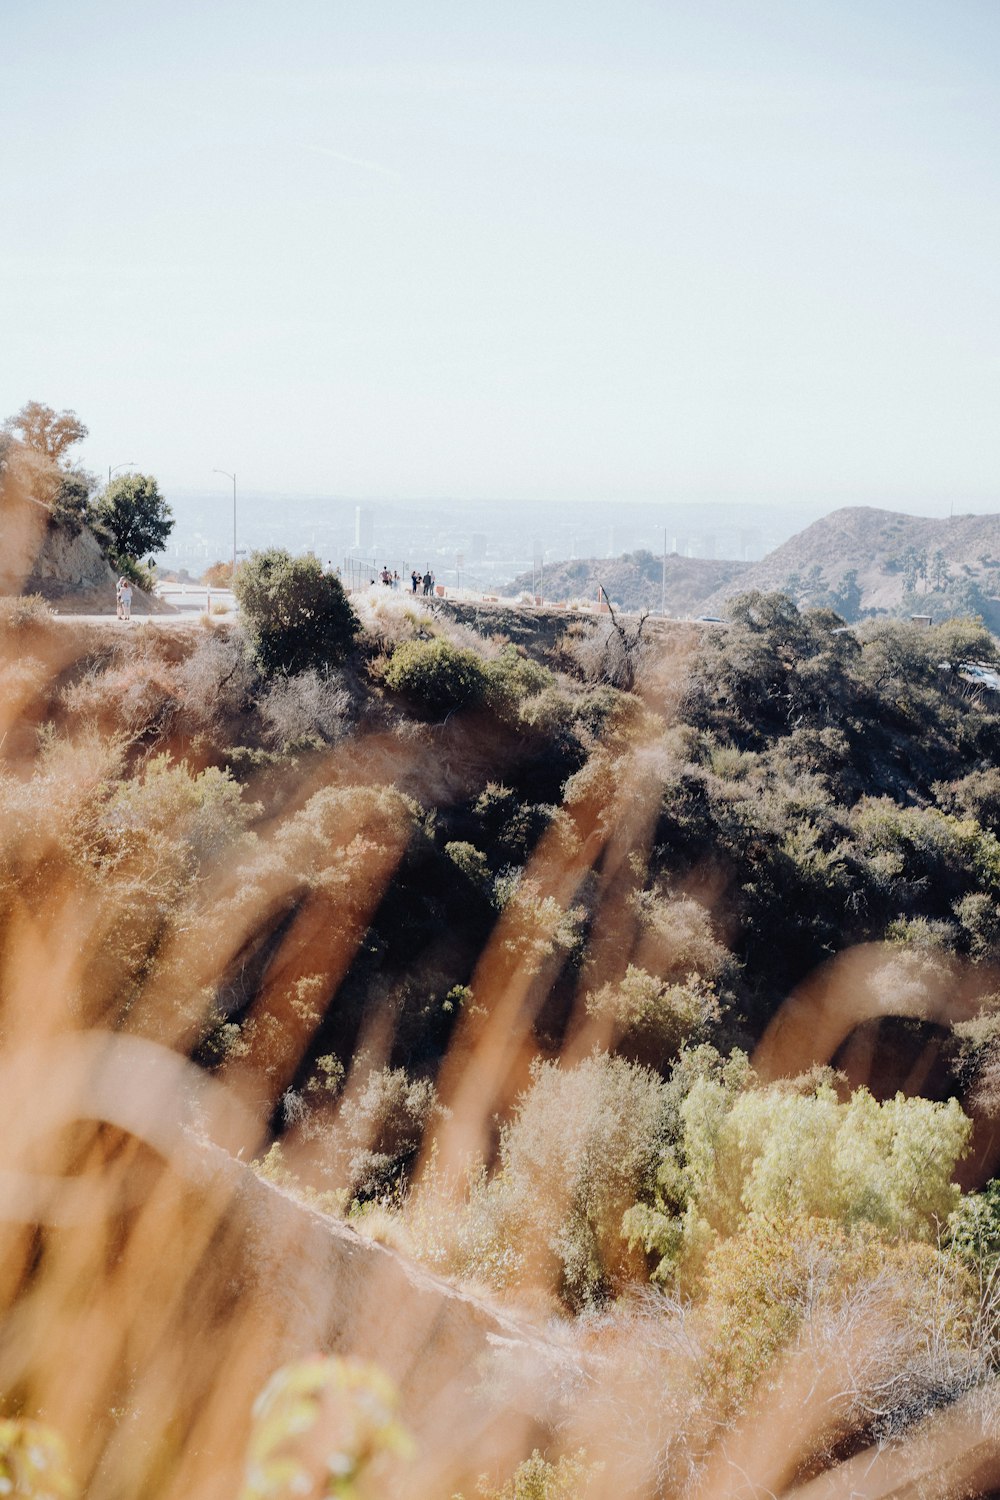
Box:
[235,548,359,676]
[482,644,555,722]
[630,891,735,986]
[103,755,256,878]
[257,667,351,748]
[853,799,1000,897]
[495,874,585,975]
[383,637,486,715]
[338,1065,447,1201]
[935,767,1000,833]
[445,840,491,890]
[694,1213,973,1419]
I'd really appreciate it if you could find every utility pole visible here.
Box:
[661,526,667,616]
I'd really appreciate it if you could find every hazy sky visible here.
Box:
[3,0,999,508]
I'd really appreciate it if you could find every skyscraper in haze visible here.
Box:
[354,506,374,551]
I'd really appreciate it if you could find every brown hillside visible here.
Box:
[511,551,749,615]
[700,506,1000,625]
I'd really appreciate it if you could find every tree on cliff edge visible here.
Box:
[3,401,88,462]
[91,472,174,562]
[2,402,97,531]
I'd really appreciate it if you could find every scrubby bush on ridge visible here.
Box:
[234,548,359,676]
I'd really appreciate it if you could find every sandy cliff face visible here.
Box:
[19,518,120,604]
[0,489,167,614]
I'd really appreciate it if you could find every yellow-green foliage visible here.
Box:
[625,1071,972,1286]
[695,1214,973,1414]
[0,1419,76,1497]
[852,798,1000,893]
[586,965,717,1066]
[241,1356,412,1499]
[473,1448,599,1499]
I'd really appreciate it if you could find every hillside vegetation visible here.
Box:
[511,549,749,614]
[4,578,1000,1496]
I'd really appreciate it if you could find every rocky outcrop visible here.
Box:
[0,492,169,614]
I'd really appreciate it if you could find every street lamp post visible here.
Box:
[213,469,237,585]
[108,462,134,485]
[661,526,667,616]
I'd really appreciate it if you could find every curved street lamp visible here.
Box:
[213,469,237,584]
[108,461,135,485]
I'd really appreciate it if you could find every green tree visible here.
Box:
[900,545,927,593]
[234,548,359,676]
[830,568,862,621]
[52,467,97,533]
[91,472,173,561]
[930,549,951,591]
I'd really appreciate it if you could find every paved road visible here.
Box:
[46,613,203,626]
[47,585,238,624]
[153,585,238,615]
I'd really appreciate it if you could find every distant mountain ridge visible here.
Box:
[510,551,750,615]
[700,506,1000,627]
[521,507,1000,628]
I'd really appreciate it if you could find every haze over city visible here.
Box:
[4,0,1000,521]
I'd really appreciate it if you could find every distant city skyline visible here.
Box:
[156,490,994,594]
[4,1,999,506]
